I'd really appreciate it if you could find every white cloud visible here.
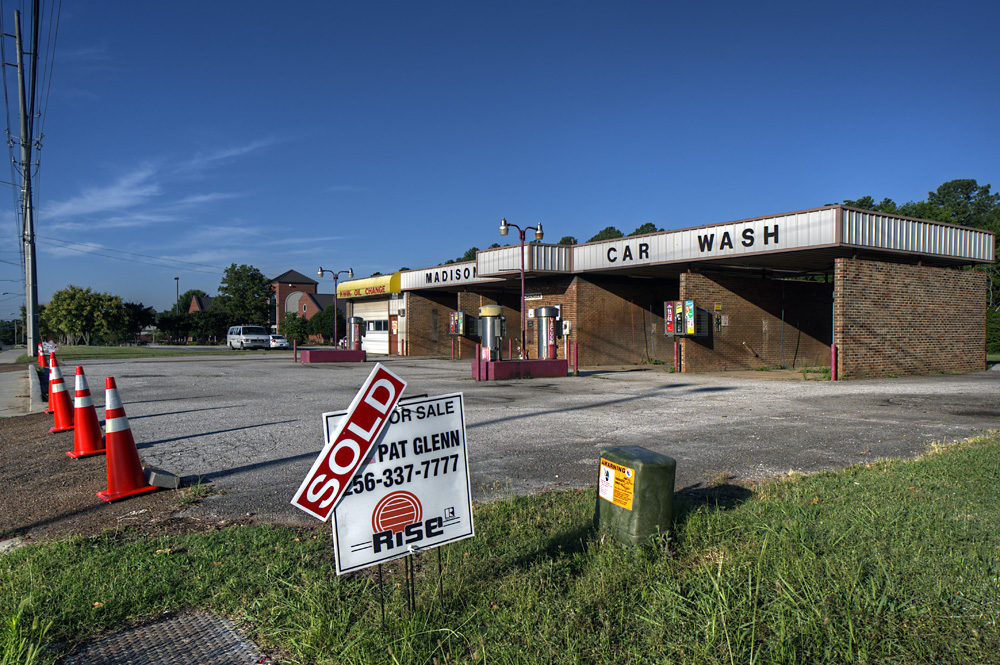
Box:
[174,192,244,207]
[186,138,276,170]
[43,165,161,219]
[48,212,179,232]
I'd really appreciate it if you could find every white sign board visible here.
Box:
[325,393,475,575]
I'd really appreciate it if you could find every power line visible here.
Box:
[35,237,224,274]
[35,234,227,270]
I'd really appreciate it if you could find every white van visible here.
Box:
[226,325,271,350]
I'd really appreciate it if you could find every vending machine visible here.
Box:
[663,301,708,338]
[449,311,479,337]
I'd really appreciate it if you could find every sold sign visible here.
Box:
[291,363,406,521]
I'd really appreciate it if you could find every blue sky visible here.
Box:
[1,0,998,313]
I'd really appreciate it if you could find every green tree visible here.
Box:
[42,285,120,345]
[0,319,16,345]
[216,264,273,326]
[307,305,346,344]
[587,226,623,242]
[926,179,1000,230]
[281,312,310,344]
[842,196,900,214]
[456,247,479,263]
[156,310,190,343]
[175,288,207,315]
[558,236,577,245]
[112,302,157,344]
[189,308,228,343]
[629,222,662,236]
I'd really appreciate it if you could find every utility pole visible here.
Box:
[14,4,40,357]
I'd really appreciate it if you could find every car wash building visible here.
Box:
[337,205,993,379]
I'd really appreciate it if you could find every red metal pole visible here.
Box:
[831,344,838,381]
[332,275,338,347]
[293,340,297,363]
[674,339,679,373]
[451,338,455,361]
[520,231,526,360]
[573,341,579,376]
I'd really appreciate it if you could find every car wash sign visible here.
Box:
[325,392,474,574]
[291,363,406,521]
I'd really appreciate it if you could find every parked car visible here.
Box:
[226,325,271,350]
[269,334,290,349]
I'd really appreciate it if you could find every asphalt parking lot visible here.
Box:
[25,353,997,528]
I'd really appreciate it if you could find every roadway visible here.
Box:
[3,349,999,527]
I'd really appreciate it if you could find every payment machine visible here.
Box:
[347,316,365,350]
[664,300,709,338]
[478,305,506,361]
[534,306,561,360]
[449,311,478,337]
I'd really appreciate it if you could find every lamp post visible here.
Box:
[317,267,354,346]
[499,217,543,359]
[174,277,179,314]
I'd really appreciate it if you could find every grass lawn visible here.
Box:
[3,434,999,664]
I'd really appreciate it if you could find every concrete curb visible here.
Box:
[27,365,46,414]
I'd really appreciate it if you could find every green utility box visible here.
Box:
[594,446,676,546]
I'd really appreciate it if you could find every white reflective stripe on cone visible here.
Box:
[105,416,130,434]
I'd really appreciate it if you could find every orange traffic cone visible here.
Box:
[48,355,75,433]
[67,367,106,458]
[97,377,157,501]
[38,345,48,368]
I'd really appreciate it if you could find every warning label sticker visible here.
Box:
[598,459,635,511]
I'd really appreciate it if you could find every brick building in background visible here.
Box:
[329,205,994,379]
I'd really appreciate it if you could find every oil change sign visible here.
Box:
[325,393,474,574]
[599,458,635,510]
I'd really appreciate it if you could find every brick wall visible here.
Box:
[521,277,575,360]
[573,276,677,366]
[405,291,458,356]
[680,272,833,372]
[272,281,317,333]
[833,258,986,379]
[456,290,526,359]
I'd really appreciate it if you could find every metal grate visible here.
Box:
[61,612,267,665]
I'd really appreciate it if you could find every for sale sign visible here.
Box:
[326,392,474,574]
[291,363,406,521]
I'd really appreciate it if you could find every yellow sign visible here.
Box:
[337,273,401,299]
[598,458,635,510]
